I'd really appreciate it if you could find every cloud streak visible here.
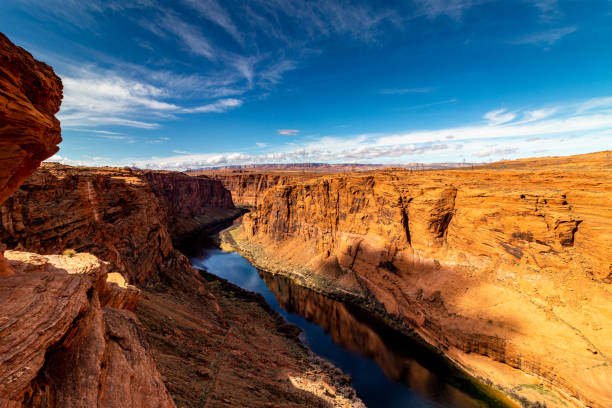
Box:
[53,97,612,169]
[510,26,576,46]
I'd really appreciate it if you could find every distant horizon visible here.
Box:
[41,149,611,172]
[2,0,611,169]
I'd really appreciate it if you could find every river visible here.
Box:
[190,244,510,408]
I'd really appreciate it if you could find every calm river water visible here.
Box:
[190,245,509,408]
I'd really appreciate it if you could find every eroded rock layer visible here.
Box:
[0,164,237,284]
[0,251,174,407]
[0,33,62,205]
[201,172,320,207]
[141,171,238,237]
[223,151,612,408]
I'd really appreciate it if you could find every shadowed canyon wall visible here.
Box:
[0,33,176,407]
[221,152,612,408]
[0,164,237,285]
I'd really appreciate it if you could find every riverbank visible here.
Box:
[219,224,550,408]
[136,252,365,407]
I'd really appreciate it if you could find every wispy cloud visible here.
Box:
[521,108,558,122]
[55,97,612,169]
[156,12,216,60]
[531,0,561,21]
[181,0,244,45]
[484,109,516,125]
[401,98,457,110]
[277,129,300,136]
[58,67,244,128]
[182,98,243,113]
[510,26,576,47]
[414,0,485,21]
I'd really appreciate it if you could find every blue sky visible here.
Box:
[1,0,611,169]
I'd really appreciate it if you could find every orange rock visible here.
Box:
[222,151,612,408]
[0,251,175,407]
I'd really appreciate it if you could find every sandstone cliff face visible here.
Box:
[0,33,62,206]
[0,251,174,407]
[141,171,236,238]
[204,172,319,207]
[227,152,612,408]
[0,164,238,285]
[0,33,175,407]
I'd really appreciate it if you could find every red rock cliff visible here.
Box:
[0,32,62,205]
[141,171,237,237]
[202,172,319,207]
[0,164,237,284]
[226,152,612,408]
[0,33,175,407]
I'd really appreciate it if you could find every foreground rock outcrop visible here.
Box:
[0,33,175,407]
[0,251,174,407]
[221,151,612,408]
[0,33,62,206]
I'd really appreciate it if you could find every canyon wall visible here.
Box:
[0,33,361,408]
[0,33,62,205]
[203,172,319,207]
[0,33,175,407]
[0,164,238,284]
[141,171,237,237]
[225,152,612,408]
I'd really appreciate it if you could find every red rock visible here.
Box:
[0,32,62,205]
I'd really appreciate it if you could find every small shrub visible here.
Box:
[62,249,77,258]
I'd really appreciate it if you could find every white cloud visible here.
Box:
[484,109,516,125]
[57,66,246,128]
[277,129,300,136]
[52,97,612,169]
[182,0,244,45]
[256,142,267,147]
[510,26,576,46]
[577,96,612,113]
[521,108,558,122]
[414,0,484,21]
[157,12,216,60]
[182,98,243,113]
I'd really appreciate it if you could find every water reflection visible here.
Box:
[262,272,491,408]
[191,246,509,408]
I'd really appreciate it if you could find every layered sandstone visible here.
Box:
[141,171,239,238]
[202,172,320,207]
[0,33,62,205]
[0,251,174,407]
[223,151,612,408]
[0,164,238,284]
